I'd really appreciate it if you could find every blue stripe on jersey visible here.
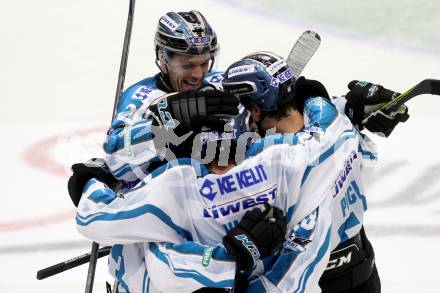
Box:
[301,128,357,186]
[337,212,361,242]
[294,227,331,293]
[142,270,149,293]
[149,243,235,288]
[88,187,115,205]
[358,143,377,160]
[111,245,130,292]
[263,209,319,287]
[76,204,193,241]
[285,204,296,224]
[246,134,300,157]
[165,242,235,262]
[83,178,97,193]
[247,278,266,292]
[130,120,154,145]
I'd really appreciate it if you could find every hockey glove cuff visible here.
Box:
[362,105,409,137]
[222,203,287,271]
[344,80,409,136]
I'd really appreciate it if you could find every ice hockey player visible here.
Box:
[75,53,385,292]
[221,51,409,292]
[101,9,240,185]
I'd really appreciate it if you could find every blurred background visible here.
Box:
[1,0,439,292]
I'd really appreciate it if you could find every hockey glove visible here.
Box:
[67,158,118,207]
[345,80,409,137]
[223,203,287,271]
[148,89,239,134]
[293,77,331,113]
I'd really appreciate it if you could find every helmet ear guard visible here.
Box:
[223,81,257,96]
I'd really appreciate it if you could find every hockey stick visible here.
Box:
[36,246,111,280]
[378,78,440,114]
[84,0,136,292]
[286,30,321,77]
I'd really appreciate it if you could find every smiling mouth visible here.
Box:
[184,80,200,89]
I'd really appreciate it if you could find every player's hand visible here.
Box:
[149,89,239,133]
[67,158,118,207]
[222,203,287,271]
[344,80,409,137]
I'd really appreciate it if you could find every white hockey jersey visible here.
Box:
[76,97,377,292]
[103,71,225,184]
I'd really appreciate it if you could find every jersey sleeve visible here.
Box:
[103,82,168,183]
[76,165,200,245]
[145,242,236,292]
[108,243,151,293]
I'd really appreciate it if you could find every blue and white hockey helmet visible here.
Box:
[155,11,219,58]
[222,51,296,112]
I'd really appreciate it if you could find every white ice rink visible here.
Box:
[1,0,440,292]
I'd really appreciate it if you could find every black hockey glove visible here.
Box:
[293,76,331,113]
[148,89,239,134]
[345,80,409,137]
[223,203,287,271]
[67,158,118,207]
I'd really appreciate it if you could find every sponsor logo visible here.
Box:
[209,74,223,84]
[367,84,379,98]
[276,67,294,84]
[199,164,268,201]
[199,179,217,201]
[203,185,277,219]
[267,59,287,75]
[334,151,358,195]
[270,77,279,87]
[326,252,352,270]
[157,98,176,128]
[187,36,211,44]
[227,65,255,78]
[202,246,214,267]
[270,68,294,87]
[234,234,260,266]
[160,15,178,31]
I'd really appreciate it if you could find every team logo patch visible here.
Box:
[199,179,217,201]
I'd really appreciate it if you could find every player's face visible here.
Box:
[247,104,277,131]
[167,54,211,92]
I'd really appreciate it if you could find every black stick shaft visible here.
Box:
[36,246,111,280]
[85,242,99,293]
[85,0,136,291]
[112,0,136,120]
